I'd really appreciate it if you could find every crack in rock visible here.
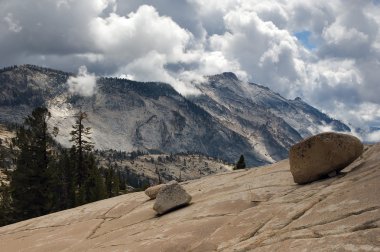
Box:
[292,206,380,231]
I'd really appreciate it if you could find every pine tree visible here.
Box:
[112,168,120,197]
[10,107,55,221]
[105,165,120,198]
[69,110,105,204]
[50,148,76,210]
[70,111,94,188]
[83,153,105,203]
[0,182,13,226]
[118,169,126,191]
[235,155,246,170]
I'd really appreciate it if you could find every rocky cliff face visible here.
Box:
[191,72,349,162]
[0,143,378,251]
[0,65,350,166]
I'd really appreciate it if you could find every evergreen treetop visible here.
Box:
[235,155,246,170]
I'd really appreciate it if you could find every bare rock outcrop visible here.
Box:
[153,181,192,215]
[144,184,165,200]
[1,143,379,252]
[289,132,363,184]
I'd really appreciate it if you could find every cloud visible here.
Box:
[365,130,380,142]
[67,66,97,96]
[3,13,22,33]
[115,0,206,39]
[318,1,377,59]
[0,0,379,133]
[88,5,203,95]
[118,51,201,96]
[206,5,304,96]
[195,0,380,132]
[89,5,191,62]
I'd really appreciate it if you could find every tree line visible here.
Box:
[0,107,247,226]
[0,107,125,226]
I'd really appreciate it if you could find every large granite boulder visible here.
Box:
[289,132,363,184]
[153,181,192,215]
[145,184,165,200]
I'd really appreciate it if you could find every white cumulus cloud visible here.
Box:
[0,0,380,134]
[67,66,97,97]
[365,130,380,143]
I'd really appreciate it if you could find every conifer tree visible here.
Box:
[70,111,94,188]
[0,182,12,226]
[105,165,120,197]
[69,110,104,204]
[83,153,105,202]
[235,155,246,170]
[10,107,55,220]
[50,148,76,210]
[118,169,126,191]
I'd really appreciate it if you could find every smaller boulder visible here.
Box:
[153,181,192,215]
[145,184,165,200]
[289,132,363,184]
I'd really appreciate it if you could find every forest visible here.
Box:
[0,107,127,226]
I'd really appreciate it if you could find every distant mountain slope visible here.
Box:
[191,72,350,162]
[0,65,350,166]
[96,150,233,188]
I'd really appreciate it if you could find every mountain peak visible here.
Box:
[0,64,351,165]
[208,72,239,81]
[221,72,239,81]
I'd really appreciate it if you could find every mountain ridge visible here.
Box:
[0,65,350,166]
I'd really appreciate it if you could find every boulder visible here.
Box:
[153,181,192,215]
[145,184,165,200]
[289,132,363,184]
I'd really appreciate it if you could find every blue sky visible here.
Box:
[0,0,380,140]
[294,31,316,50]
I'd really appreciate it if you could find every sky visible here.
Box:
[0,0,380,138]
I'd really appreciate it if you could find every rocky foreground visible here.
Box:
[0,144,379,251]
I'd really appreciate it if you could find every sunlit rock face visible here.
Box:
[0,65,350,166]
[289,132,363,184]
[0,143,378,251]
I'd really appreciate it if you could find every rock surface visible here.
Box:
[153,181,192,215]
[144,184,165,200]
[289,132,364,184]
[0,144,379,252]
[0,65,351,166]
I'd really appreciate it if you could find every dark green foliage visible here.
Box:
[104,165,120,198]
[10,107,54,220]
[50,148,77,210]
[123,168,151,189]
[0,182,13,226]
[235,155,246,170]
[70,111,94,187]
[69,111,105,205]
[0,108,125,227]
[0,65,68,107]
[82,153,106,203]
[118,170,127,191]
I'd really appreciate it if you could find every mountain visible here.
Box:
[191,72,349,162]
[0,65,350,166]
[0,143,378,251]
